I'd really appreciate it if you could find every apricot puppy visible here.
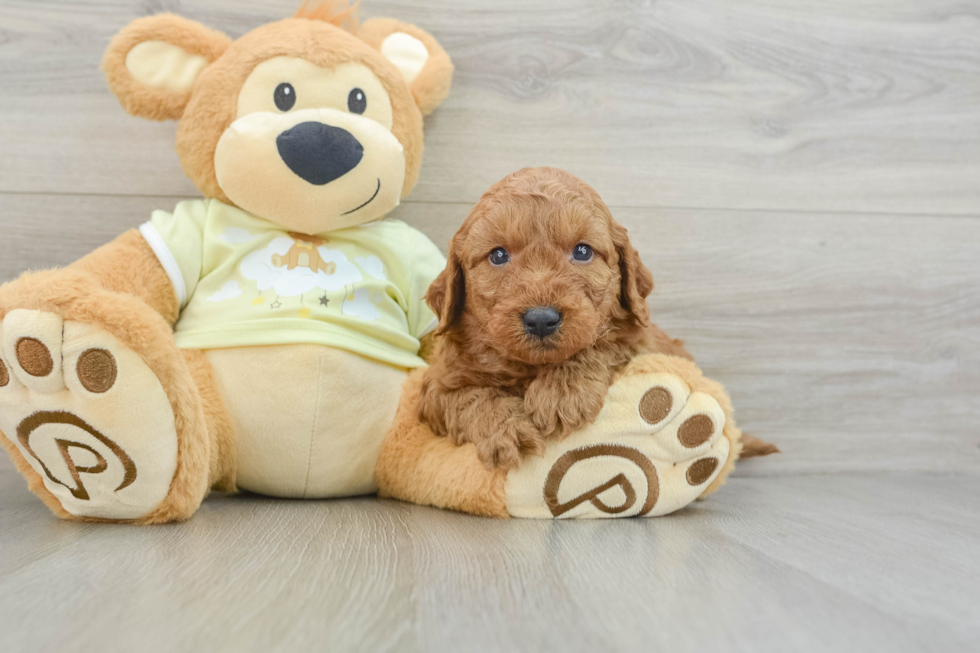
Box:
[419,167,691,469]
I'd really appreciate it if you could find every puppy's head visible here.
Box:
[427,167,653,365]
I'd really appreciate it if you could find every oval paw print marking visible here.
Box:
[16,411,137,501]
[77,349,118,394]
[544,444,659,517]
[0,359,8,387]
[686,457,719,486]
[678,414,714,448]
[16,337,53,377]
[639,386,672,424]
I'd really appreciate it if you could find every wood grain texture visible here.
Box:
[1,1,979,651]
[1,455,978,653]
[3,193,979,475]
[0,0,978,213]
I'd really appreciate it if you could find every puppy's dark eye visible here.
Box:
[572,243,594,262]
[274,83,296,111]
[489,247,510,266]
[348,88,367,114]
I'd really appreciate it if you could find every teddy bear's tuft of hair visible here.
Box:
[294,0,359,32]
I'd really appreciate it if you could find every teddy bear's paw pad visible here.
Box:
[504,370,729,519]
[0,311,178,520]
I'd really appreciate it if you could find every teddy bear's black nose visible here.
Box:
[276,122,364,186]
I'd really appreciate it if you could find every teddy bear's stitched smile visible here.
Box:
[341,178,382,215]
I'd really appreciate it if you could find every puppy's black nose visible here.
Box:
[276,121,364,186]
[522,307,562,338]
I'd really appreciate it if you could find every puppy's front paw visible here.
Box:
[524,391,558,437]
[474,414,544,471]
[525,372,608,438]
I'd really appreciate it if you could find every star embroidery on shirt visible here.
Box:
[270,299,282,309]
[319,295,330,307]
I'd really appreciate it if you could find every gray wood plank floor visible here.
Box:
[1,455,978,653]
[0,1,978,651]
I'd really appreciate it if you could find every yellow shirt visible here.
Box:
[140,199,445,369]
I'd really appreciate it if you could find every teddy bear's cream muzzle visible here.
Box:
[214,107,406,234]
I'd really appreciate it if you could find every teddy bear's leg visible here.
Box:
[377,354,741,519]
[0,268,220,524]
[505,354,741,518]
[181,349,237,494]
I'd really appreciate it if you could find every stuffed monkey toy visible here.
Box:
[0,3,743,523]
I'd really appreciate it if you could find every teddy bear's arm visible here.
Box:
[66,229,180,325]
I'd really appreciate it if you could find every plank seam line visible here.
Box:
[0,190,977,220]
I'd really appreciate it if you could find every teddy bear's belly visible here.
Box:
[205,345,408,498]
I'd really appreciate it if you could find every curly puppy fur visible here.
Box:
[418,167,692,470]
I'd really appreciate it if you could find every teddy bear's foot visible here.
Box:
[0,310,180,521]
[505,354,738,519]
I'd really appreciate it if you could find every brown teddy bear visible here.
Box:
[0,2,745,523]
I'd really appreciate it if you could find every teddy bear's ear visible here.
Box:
[102,14,231,121]
[358,18,454,116]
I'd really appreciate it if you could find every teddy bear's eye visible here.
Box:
[348,88,367,114]
[274,83,296,111]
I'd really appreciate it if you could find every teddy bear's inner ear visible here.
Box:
[380,32,430,84]
[359,18,454,116]
[124,40,210,94]
[102,14,231,122]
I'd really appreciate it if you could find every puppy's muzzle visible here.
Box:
[276,121,364,186]
[522,306,562,338]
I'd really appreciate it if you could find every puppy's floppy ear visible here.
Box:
[611,221,654,326]
[102,14,231,121]
[426,240,466,334]
[358,18,454,116]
